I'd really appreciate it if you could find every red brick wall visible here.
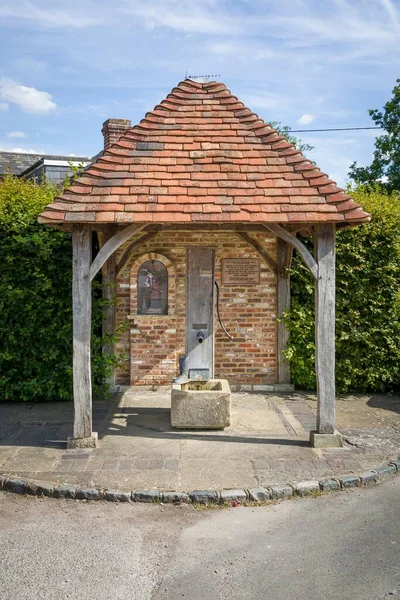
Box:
[114,230,277,386]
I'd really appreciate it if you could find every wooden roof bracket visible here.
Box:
[97,225,117,249]
[263,223,318,281]
[116,229,161,277]
[235,231,278,275]
[89,223,147,282]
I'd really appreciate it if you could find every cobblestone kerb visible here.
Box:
[1,457,400,505]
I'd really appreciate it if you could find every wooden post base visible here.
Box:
[67,432,98,449]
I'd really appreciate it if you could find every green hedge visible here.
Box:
[2,176,399,399]
[0,176,111,402]
[286,186,400,393]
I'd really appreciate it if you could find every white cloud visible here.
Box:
[274,0,400,52]
[0,0,396,187]
[10,147,39,153]
[207,41,236,55]
[123,0,239,35]
[0,2,102,28]
[206,40,275,62]
[241,91,289,111]
[0,0,236,34]
[1,0,399,52]
[12,57,48,73]
[0,145,41,153]
[297,114,315,125]
[379,0,399,25]
[0,79,56,114]
[7,131,27,138]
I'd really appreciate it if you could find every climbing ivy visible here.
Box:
[286,186,400,393]
[0,175,113,402]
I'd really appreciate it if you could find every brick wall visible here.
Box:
[114,230,277,386]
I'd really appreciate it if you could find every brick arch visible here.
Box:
[130,252,174,275]
[130,252,176,317]
[118,242,175,279]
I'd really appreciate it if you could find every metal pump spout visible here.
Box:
[196,331,205,344]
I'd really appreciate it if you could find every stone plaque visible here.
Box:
[222,258,260,285]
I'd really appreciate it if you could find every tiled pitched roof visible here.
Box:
[0,152,91,177]
[0,152,43,176]
[39,79,370,226]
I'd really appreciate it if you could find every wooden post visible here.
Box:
[277,238,292,385]
[311,223,342,447]
[68,225,97,448]
[102,253,116,384]
[99,228,117,386]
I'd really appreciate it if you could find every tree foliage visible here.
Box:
[349,79,400,192]
[269,121,314,155]
[0,175,112,402]
[286,186,400,393]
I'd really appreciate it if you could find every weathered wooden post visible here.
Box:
[67,224,97,448]
[310,223,342,447]
[102,254,116,385]
[277,238,292,386]
[99,228,117,387]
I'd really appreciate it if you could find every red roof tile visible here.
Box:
[39,80,370,226]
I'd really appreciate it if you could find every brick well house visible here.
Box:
[39,79,369,448]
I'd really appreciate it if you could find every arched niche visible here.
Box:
[130,253,175,317]
[137,259,168,315]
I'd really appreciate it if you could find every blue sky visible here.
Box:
[0,0,399,185]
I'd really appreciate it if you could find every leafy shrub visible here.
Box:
[0,175,112,401]
[286,186,400,393]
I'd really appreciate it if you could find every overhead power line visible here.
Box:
[289,126,382,133]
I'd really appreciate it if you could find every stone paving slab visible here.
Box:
[0,391,399,492]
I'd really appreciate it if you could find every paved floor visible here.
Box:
[0,390,399,491]
[1,479,400,599]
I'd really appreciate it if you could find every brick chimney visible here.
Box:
[101,118,132,150]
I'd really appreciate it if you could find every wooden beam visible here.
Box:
[71,225,93,442]
[116,230,160,277]
[143,224,282,233]
[315,223,336,434]
[89,223,147,282]
[263,223,318,281]
[235,232,278,275]
[277,238,293,384]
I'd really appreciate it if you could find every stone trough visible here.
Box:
[171,379,231,429]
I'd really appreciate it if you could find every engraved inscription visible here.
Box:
[222,258,260,285]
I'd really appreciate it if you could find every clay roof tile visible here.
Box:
[39,79,370,227]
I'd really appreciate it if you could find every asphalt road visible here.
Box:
[0,479,400,600]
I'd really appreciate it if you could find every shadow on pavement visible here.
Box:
[367,394,400,415]
[0,400,309,449]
